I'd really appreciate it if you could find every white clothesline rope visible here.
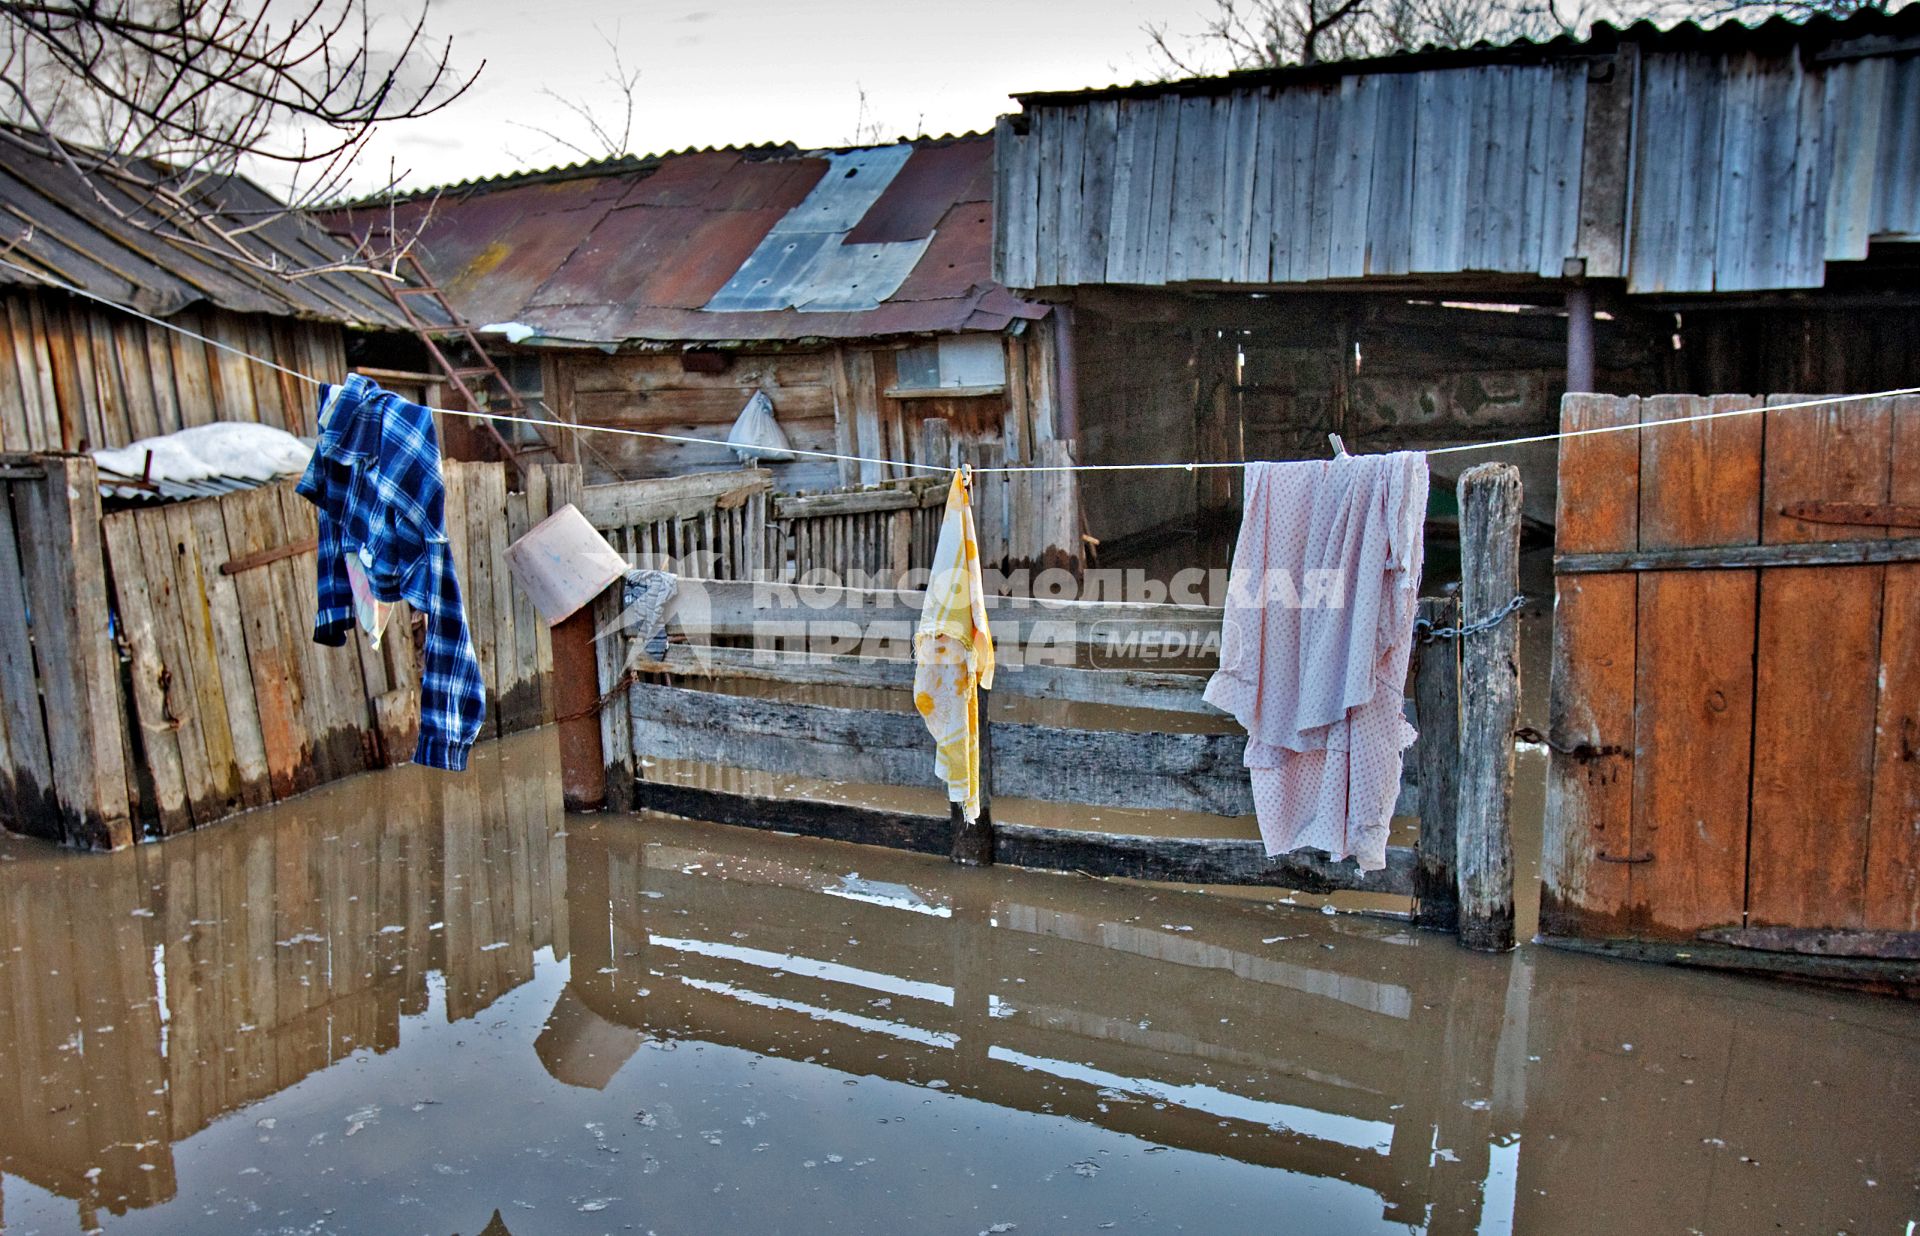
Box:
[8,257,1918,479]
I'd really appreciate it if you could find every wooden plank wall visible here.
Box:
[0,453,131,849]
[548,324,1077,578]
[86,462,578,845]
[0,290,345,453]
[996,49,1920,296]
[1544,392,1920,945]
[997,63,1588,290]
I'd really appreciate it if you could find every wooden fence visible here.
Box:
[0,454,130,849]
[574,465,1524,949]
[1544,392,1920,983]
[573,417,1081,590]
[0,455,581,848]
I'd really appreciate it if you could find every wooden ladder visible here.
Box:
[383,252,552,481]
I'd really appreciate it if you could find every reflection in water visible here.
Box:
[1,728,1916,1234]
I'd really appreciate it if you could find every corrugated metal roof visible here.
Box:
[1012,8,1920,105]
[0,128,411,329]
[327,134,1048,345]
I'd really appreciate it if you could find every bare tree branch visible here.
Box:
[0,0,478,278]
[504,23,640,165]
[1147,0,1887,73]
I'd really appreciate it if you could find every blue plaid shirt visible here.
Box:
[297,374,485,771]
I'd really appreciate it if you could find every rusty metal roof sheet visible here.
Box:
[329,134,1047,345]
[0,128,410,329]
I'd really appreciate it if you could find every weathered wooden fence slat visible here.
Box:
[0,459,587,849]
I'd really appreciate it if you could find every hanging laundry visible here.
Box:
[1203,454,1428,872]
[914,468,996,822]
[297,374,486,771]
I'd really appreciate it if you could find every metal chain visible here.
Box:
[1415,593,1526,643]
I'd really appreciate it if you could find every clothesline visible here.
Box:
[7,256,1919,479]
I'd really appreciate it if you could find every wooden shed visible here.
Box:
[0,130,414,452]
[331,136,1082,574]
[991,9,1920,549]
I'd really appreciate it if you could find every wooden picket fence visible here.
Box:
[0,452,581,848]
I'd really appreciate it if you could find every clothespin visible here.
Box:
[1328,433,1348,459]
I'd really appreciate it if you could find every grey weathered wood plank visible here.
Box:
[596,583,636,813]
[1076,100,1118,284]
[1555,536,1920,573]
[632,641,1220,713]
[102,512,189,833]
[1327,74,1381,280]
[16,456,130,846]
[0,477,54,826]
[579,469,773,529]
[672,577,1225,645]
[1365,73,1420,276]
[626,681,1255,816]
[1455,464,1522,952]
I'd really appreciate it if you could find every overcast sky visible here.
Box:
[346,0,1223,195]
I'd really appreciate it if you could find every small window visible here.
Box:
[895,343,940,391]
[888,335,1007,398]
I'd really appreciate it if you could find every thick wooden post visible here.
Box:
[1456,464,1522,951]
[595,583,635,814]
[1412,594,1462,932]
[553,604,605,812]
[950,689,994,865]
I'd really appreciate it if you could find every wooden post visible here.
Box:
[1565,277,1595,395]
[594,582,635,814]
[950,689,994,866]
[553,604,605,812]
[1412,594,1462,932]
[1455,464,1522,951]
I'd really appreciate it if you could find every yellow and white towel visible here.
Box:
[914,468,996,821]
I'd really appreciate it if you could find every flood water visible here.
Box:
[2,726,1916,1234]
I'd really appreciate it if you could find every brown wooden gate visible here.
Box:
[1543,393,1920,968]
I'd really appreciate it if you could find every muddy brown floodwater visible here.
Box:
[0,717,1916,1235]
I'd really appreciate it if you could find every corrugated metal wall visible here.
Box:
[996,45,1920,295]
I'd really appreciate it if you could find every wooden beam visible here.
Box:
[576,470,772,528]
[1411,596,1462,932]
[1556,537,1920,573]
[630,642,1218,714]
[674,578,1224,645]
[1454,464,1522,951]
[995,822,1416,896]
[628,778,1416,897]
[219,535,317,575]
[625,681,1256,816]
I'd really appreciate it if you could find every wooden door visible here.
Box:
[1543,393,1920,955]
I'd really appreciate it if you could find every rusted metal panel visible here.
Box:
[845,140,993,244]
[338,135,1042,345]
